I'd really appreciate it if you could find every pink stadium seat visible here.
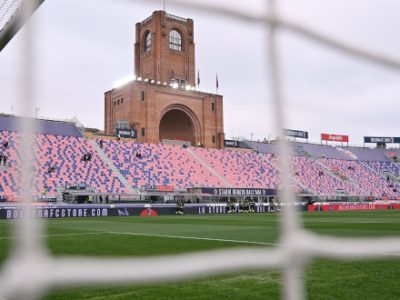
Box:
[290,156,362,195]
[319,158,397,197]
[98,140,226,190]
[192,148,279,189]
[0,131,129,199]
[0,130,397,201]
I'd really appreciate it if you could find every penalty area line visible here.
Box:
[107,231,280,246]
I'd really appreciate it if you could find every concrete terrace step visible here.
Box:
[89,140,138,195]
[258,153,309,193]
[186,147,234,188]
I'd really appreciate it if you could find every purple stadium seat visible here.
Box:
[0,131,129,199]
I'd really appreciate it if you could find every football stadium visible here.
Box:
[0,0,400,299]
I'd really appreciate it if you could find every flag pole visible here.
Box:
[216,73,219,94]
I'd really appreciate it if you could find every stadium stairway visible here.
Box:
[257,153,307,193]
[89,140,138,195]
[362,160,398,180]
[185,147,234,188]
[315,158,376,195]
[362,161,400,194]
[319,158,395,197]
[313,158,355,183]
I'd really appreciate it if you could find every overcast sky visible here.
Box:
[0,0,399,146]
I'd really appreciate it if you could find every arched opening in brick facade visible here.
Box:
[159,105,200,146]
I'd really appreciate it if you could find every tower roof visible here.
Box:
[139,11,190,26]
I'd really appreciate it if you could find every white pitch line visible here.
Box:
[0,232,105,241]
[305,219,400,225]
[108,231,280,246]
[0,231,279,246]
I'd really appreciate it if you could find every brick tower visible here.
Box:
[104,11,224,148]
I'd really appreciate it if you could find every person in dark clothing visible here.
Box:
[99,140,103,149]
[2,155,7,166]
[3,142,8,149]
[230,201,236,213]
[175,200,184,215]
[81,153,92,162]
[249,199,256,213]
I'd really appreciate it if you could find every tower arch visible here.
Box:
[159,104,201,146]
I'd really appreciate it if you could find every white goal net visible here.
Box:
[1,0,400,300]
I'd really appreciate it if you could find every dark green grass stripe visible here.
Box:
[2,211,400,299]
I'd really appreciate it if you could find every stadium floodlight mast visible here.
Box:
[1,0,400,300]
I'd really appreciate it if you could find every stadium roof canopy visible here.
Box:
[0,113,83,137]
[0,0,44,51]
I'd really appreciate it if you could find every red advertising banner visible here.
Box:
[156,185,174,192]
[321,133,349,142]
[308,203,400,212]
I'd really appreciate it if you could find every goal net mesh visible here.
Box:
[0,0,22,32]
[1,0,400,299]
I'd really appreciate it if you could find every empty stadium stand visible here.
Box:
[98,139,227,190]
[290,156,362,196]
[0,114,399,201]
[365,161,400,177]
[344,146,392,161]
[246,140,399,197]
[319,158,396,197]
[0,116,129,199]
[191,147,279,189]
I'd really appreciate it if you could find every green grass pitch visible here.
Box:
[1,210,400,299]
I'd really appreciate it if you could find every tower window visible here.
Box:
[211,102,215,111]
[141,128,146,137]
[141,91,145,101]
[169,30,182,51]
[212,135,216,144]
[144,31,151,52]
